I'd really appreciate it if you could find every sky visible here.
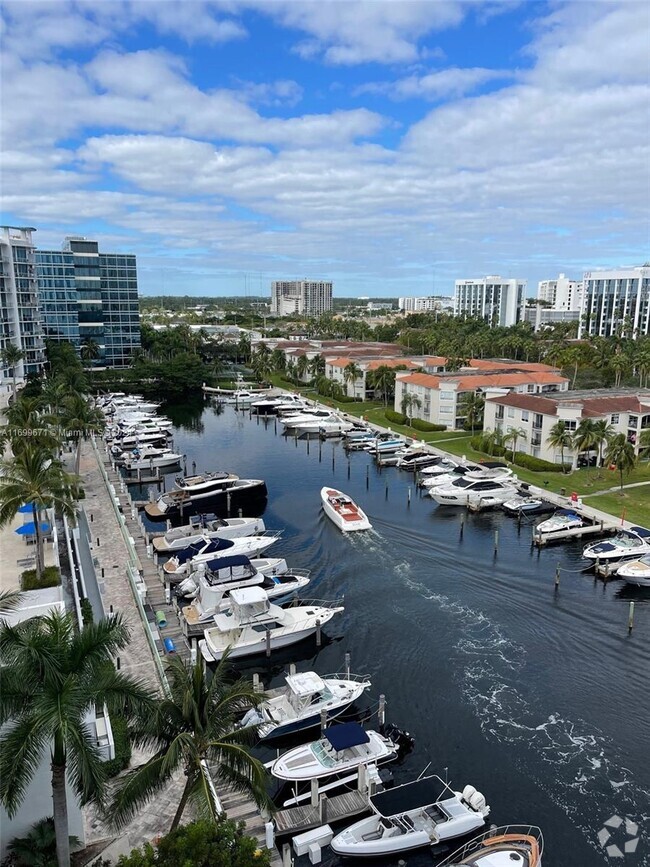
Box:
[1,0,649,298]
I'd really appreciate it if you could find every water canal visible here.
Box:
[149,399,649,866]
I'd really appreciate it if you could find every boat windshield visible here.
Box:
[452,479,472,488]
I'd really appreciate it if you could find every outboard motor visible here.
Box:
[381,722,415,756]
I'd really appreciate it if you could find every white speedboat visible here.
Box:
[422,466,514,490]
[240,670,371,740]
[271,723,397,782]
[177,557,292,597]
[152,515,266,554]
[536,509,583,535]
[251,394,304,414]
[280,409,337,429]
[122,448,183,470]
[318,419,355,436]
[321,487,372,532]
[430,478,517,506]
[372,438,407,455]
[617,555,650,586]
[161,533,280,575]
[330,776,490,857]
[419,458,460,476]
[199,587,344,661]
[435,824,543,866]
[397,450,440,471]
[502,496,546,514]
[111,431,169,451]
[144,478,266,521]
[292,415,347,434]
[583,526,650,564]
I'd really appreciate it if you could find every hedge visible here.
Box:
[410,419,447,432]
[20,566,61,591]
[103,716,132,778]
[385,409,407,425]
[514,452,571,473]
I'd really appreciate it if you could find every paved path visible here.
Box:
[583,480,650,496]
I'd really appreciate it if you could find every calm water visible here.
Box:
[153,399,649,865]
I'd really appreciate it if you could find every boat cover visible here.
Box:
[556,510,580,519]
[324,722,370,751]
[370,777,449,817]
[286,672,326,697]
[630,527,650,537]
[175,537,234,563]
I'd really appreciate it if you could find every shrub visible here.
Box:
[102,715,131,778]
[80,597,94,625]
[20,566,60,591]
[385,409,407,425]
[513,452,570,473]
[410,419,446,432]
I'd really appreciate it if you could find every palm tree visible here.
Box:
[592,418,616,470]
[108,655,269,833]
[572,418,598,466]
[40,378,69,418]
[638,427,650,458]
[504,427,527,463]
[459,391,485,433]
[604,434,636,492]
[0,447,79,579]
[3,396,61,456]
[610,353,630,388]
[483,427,506,456]
[295,355,310,382]
[1,343,25,399]
[59,394,106,473]
[400,392,422,424]
[0,589,23,618]
[343,362,363,398]
[0,611,153,867]
[7,816,79,867]
[270,348,286,373]
[80,338,101,367]
[369,365,396,406]
[308,354,325,380]
[546,420,574,472]
[236,333,251,364]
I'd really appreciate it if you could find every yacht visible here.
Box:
[271,722,397,782]
[502,495,546,515]
[419,457,461,475]
[321,488,372,532]
[251,394,304,414]
[177,557,292,596]
[239,670,371,740]
[397,449,440,471]
[583,526,650,565]
[144,478,267,522]
[174,472,239,497]
[617,555,650,586]
[317,419,355,436]
[291,415,347,434]
[430,478,517,506]
[330,776,491,857]
[110,431,169,451]
[151,515,266,555]
[279,409,337,429]
[122,447,183,471]
[198,587,344,661]
[435,824,543,866]
[372,437,407,455]
[421,465,513,491]
[535,509,583,535]
[161,533,280,575]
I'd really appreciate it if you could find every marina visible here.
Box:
[98,393,649,867]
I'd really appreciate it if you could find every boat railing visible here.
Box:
[435,825,544,866]
[285,596,345,611]
[322,671,372,684]
[284,568,311,579]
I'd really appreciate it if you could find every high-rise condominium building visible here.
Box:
[537,274,583,311]
[38,237,141,366]
[454,276,526,327]
[398,296,452,313]
[0,226,45,389]
[271,280,332,317]
[578,266,650,339]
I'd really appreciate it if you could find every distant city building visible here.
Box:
[38,237,141,367]
[271,280,332,317]
[524,306,581,332]
[537,274,583,310]
[0,226,45,389]
[579,266,650,339]
[454,277,526,327]
[398,296,451,313]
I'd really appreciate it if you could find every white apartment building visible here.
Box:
[398,296,452,313]
[0,226,45,391]
[578,267,650,339]
[454,277,526,327]
[537,274,583,310]
[271,280,333,317]
[484,390,650,466]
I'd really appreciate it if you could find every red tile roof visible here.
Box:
[365,358,419,370]
[398,371,567,389]
[581,396,647,416]
[485,393,560,415]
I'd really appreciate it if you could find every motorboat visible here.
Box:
[251,394,304,414]
[291,415,347,434]
[617,555,650,586]
[344,429,375,443]
[174,472,240,497]
[275,401,313,417]
[110,431,169,451]
[536,509,583,535]
[122,448,183,471]
[318,419,355,436]
[222,389,258,403]
[583,526,650,564]
[422,466,514,491]
[430,478,517,506]
[330,776,491,857]
[321,487,372,532]
[372,438,407,455]
[271,722,397,782]
[198,587,344,661]
[435,824,543,866]
[144,478,267,522]
[279,409,337,429]
[467,490,515,510]
[151,515,266,554]
[161,533,280,575]
[397,449,440,471]
[502,495,547,514]
[239,670,371,740]
[419,458,461,476]
[176,557,292,596]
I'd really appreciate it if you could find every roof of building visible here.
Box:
[365,358,420,370]
[467,358,559,373]
[485,390,650,417]
[485,393,561,415]
[398,371,567,390]
[424,356,448,366]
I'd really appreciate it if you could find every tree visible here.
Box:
[343,362,363,397]
[504,427,527,463]
[236,333,251,364]
[108,655,270,833]
[59,394,106,473]
[269,349,286,373]
[638,427,650,457]
[459,391,485,433]
[308,354,325,379]
[604,433,636,492]
[80,339,101,367]
[546,421,573,472]
[572,418,599,464]
[400,391,422,424]
[483,427,506,456]
[592,419,616,470]
[368,365,396,406]
[0,612,153,867]
[7,817,79,867]
[0,447,79,579]
[295,355,310,382]
[3,396,61,456]
[0,589,23,618]
[1,343,25,399]
[610,353,630,389]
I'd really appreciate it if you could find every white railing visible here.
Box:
[436,825,544,866]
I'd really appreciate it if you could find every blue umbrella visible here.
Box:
[15,522,51,535]
[18,503,36,514]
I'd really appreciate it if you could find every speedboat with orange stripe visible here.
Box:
[435,824,543,866]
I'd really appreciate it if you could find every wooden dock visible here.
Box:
[273,790,369,836]
[533,520,617,547]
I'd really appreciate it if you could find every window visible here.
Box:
[611,414,619,424]
[628,416,638,428]
[507,407,515,418]
[440,391,454,400]
[521,411,529,422]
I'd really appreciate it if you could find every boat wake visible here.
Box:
[401,572,650,865]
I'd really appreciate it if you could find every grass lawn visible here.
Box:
[583,485,650,527]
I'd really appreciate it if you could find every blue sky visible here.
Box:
[1,1,648,297]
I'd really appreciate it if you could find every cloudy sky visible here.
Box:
[1,0,649,297]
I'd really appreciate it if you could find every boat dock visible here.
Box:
[532,518,618,547]
[273,790,369,835]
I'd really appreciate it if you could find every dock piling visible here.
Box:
[555,564,560,589]
[316,619,322,646]
[378,694,386,727]
[289,663,296,675]
[460,514,465,539]
[628,601,635,633]
[282,844,292,867]
[253,672,261,692]
[366,466,369,489]
[345,651,351,678]
[494,529,499,555]
[385,482,389,500]
[265,629,271,657]
[407,487,411,507]
[320,709,328,736]
[347,458,350,479]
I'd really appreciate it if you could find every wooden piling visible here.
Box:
[345,652,351,678]
[555,564,560,588]
[628,601,635,633]
[494,529,499,554]
[407,487,411,507]
[265,629,271,657]
[460,514,465,539]
[366,465,369,489]
[385,481,389,500]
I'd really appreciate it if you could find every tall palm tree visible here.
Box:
[0,589,23,618]
[80,338,101,367]
[295,355,310,382]
[400,391,422,424]
[604,434,636,492]
[459,391,485,433]
[108,655,270,833]
[3,396,61,456]
[41,378,69,419]
[343,362,363,397]
[0,612,153,867]
[592,418,616,470]
[270,348,286,373]
[369,365,396,406]
[638,427,650,457]
[547,420,574,472]
[572,418,598,465]
[483,427,506,456]
[610,353,630,388]
[1,343,25,399]
[0,447,79,579]
[504,427,527,463]
[59,394,106,473]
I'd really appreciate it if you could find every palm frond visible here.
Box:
[0,716,52,816]
[107,752,174,829]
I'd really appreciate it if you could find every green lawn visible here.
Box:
[583,485,650,528]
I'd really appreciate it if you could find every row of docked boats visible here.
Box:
[99,393,184,471]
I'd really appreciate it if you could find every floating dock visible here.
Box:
[533,519,618,547]
[273,790,369,835]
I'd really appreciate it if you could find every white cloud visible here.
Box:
[355,66,512,100]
